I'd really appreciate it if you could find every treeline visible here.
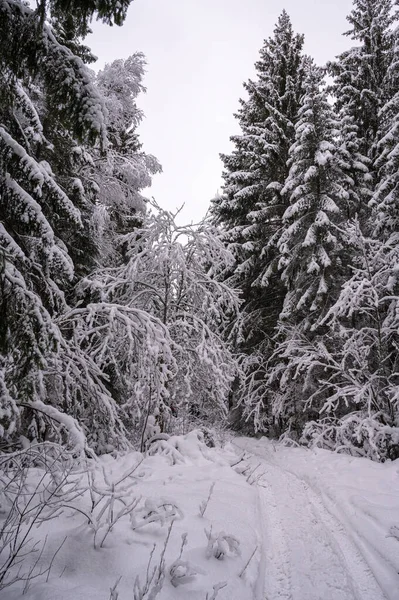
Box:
[2,0,399,462]
[212,1,399,461]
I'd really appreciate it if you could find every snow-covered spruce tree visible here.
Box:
[295,31,399,459]
[240,64,352,437]
[266,48,399,452]
[371,34,399,240]
[328,0,397,168]
[79,202,241,437]
[336,108,372,222]
[277,64,349,327]
[305,38,399,459]
[211,11,307,350]
[299,221,399,461]
[276,0,399,457]
[0,0,152,452]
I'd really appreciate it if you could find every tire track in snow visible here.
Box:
[233,440,388,600]
[255,477,292,600]
[300,478,389,600]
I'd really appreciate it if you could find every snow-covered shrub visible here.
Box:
[302,414,399,461]
[146,429,217,465]
[168,531,205,587]
[0,443,80,591]
[205,528,241,560]
[88,201,241,436]
[146,439,185,465]
[169,559,204,587]
[108,578,122,600]
[85,461,144,548]
[133,520,174,600]
[130,497,184,530]
[132,544,164,600]
[236,349,272,434]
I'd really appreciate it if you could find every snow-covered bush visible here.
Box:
[302,414,399,461]
[132,520,175,600]
[130,497,184,530]
[205,528,241,560]
[87,201,241,437]
[169,559,204,587]
[0,443,80,591]
[84,460,144,548]
[146,430,218,465]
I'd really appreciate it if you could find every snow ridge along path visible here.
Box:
[234,438,395,600]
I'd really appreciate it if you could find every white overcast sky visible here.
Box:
[88,0,354,223]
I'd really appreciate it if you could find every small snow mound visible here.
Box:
[147,429,226,465]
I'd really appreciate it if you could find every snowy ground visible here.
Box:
[1,433,399,600]
[234,437,399,600]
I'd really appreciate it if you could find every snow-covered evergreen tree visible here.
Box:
[0,0,152,452]
[214,0,399,456]
[328,0,397,164]
[371,34,399,238]
[336,108,372,222]
[211,11,307,348]
[300,221,399,461]
[0,1,106,442]
[277,64,348,327]
[239,65,350,436]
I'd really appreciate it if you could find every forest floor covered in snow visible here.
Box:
[1,432,399,600]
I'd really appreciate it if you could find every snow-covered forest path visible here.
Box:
[3,434,398,600]
[234,438,397,600]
